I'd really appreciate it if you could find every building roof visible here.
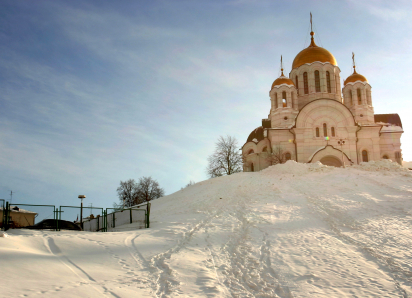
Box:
[246,126,264,143]
[374,114,402,128]
[292,32,337,70]
[344,69,368,85]
[0,206,37,214]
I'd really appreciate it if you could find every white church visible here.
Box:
[242,25,403,171]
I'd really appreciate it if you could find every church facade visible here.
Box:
[242,29,403,171]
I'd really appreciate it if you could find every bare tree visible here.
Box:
[181,180,195,189]
[136,176,165,203]
[116,177,164,207]
[207,135,242,178]
[116,179,138,207]
[265,144,289,165]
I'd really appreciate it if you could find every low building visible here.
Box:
[0,206,37,228]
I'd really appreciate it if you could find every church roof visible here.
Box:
[344,69,368,85]
[375,114,402,128]
[271,75,294,89]
[292,32,337,70]
[246,126,264,143]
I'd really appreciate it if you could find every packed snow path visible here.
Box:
[1,160,412,297]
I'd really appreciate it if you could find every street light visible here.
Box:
[78,195,86,230]
[337,139,346,168]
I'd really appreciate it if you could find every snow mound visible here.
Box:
[403,161,412,169]
[261,160,333,176]
[0,231,8,238]
[353,159,411,173]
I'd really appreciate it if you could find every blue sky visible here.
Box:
[1,0,411,217]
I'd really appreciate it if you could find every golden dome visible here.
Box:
[271,76,294,89]
[271,69,294,89]
[344,68,368,85]
[292,32,337,69]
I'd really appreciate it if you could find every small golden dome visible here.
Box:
[271,76,294,89]
[271,69,294,89]
[292,33,337,69]
[344,68,368,85]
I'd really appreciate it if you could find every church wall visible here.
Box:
[290,62,341,109]
[357,126,382,162]
[267,129,296,160]
[379,132,402,162]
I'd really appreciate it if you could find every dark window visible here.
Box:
[323,123,327,137]
[282,91,287,107]
[362,150,368,162]
[315,70,320,92]
[303,72,308,94]
[395,152,402,164]
[349,91,353,105]
[382,155,389,159]
[251,163,254,172]
[248,149,254,155]
[326,71,331,93]
[331,127,335,137]
[367,90,371,105]
[275,93,278,109]
[285,152,291,161]
[262,147,267,152]
[357,88,362,105]
[291,92,294,108]
[316,127,320,137]
[295,75,299,94]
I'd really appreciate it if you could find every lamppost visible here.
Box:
[78,195,86,229]
[337,139,346,168]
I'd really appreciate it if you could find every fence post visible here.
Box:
[5,202,9,231]
[130,208,132,224]
[104,210,107,232]
[146,202,151,228]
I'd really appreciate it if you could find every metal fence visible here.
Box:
[83,208,146,232]
[1,202,150,232]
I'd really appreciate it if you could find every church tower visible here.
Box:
[269,56,298,128]
[342,53,374,124]
[289,17,342,109]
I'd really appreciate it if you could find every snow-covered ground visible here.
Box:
[1,160,412,298]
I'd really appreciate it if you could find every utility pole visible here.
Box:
[10,191,15,205]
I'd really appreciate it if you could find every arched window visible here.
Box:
[349,90,353,106]
[331,127,335,137]
[291,92,294,109]
[362,150,368,162]
[367,90,371,105]
[395,152,402,164]
[316,127,320,137]
[382,155,389,159]
[303,72,308,94]
[248,149,254,155]
[275,93,278,109]
[326,71,331,93]
[262,146,267,152]
[282,91,287,107]
[315,70,320,92]
[285,152,291,161]
[323,123,328,137]
[295,75,299,94]
[357,88,362,105]
[251,163,254,172]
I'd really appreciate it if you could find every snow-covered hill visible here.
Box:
[1,160,412,298]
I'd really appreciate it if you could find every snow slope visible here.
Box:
[1,160,412,298]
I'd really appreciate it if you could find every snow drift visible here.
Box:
[1,160,412,298]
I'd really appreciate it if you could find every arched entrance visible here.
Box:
[319,155,342,167]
